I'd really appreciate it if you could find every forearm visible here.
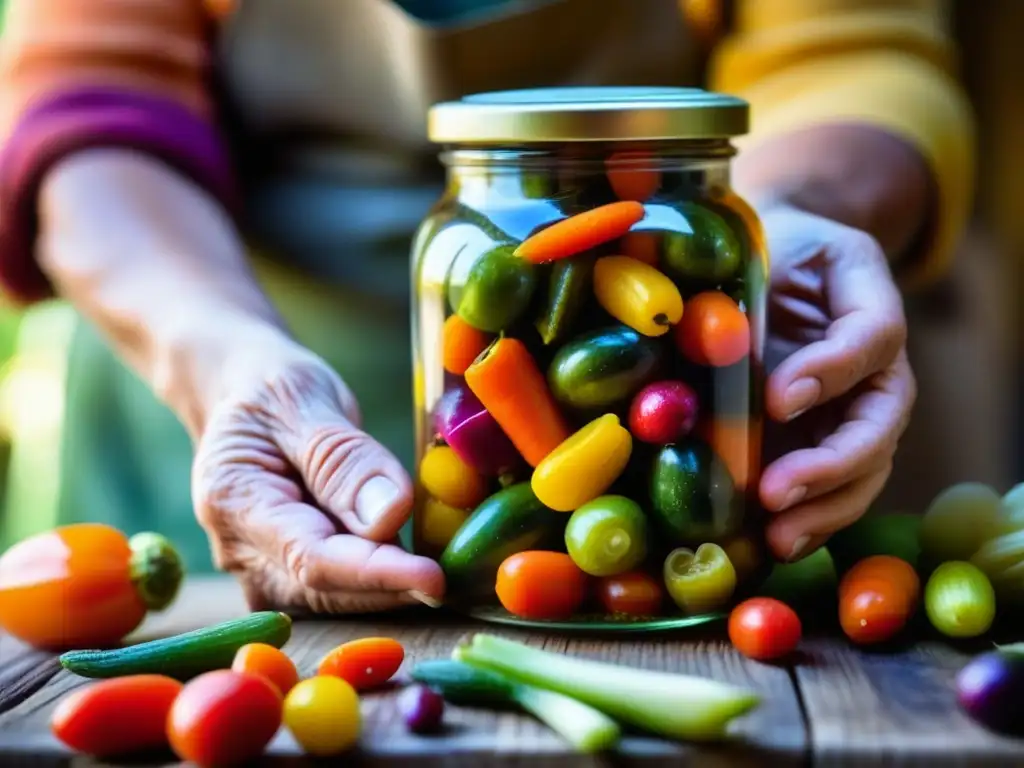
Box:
[39,149,291,436]
[733,124,933,262]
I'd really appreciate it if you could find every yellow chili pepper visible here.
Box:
[531,414,632,512]
[419,446,488,509]
[593,256,683,337]
[419,497,471,550]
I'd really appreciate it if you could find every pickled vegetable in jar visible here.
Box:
[412,87,769,631]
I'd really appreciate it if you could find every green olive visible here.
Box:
[924,561,996,638]
[663,543,737,615]
[565,496,648,577]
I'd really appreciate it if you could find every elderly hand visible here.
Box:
[191,336,444,614]
[757,204,917,563]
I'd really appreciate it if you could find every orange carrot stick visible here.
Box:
[442,315,491,375]
[464,338,570,467]
[514,201,645,264]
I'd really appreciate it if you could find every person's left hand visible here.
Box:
[756,204,917,562]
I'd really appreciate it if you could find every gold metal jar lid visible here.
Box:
[428,86,748,144]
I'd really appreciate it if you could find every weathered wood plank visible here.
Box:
[0,634,60,715]
[795,637,1024,766]
[0,577,806,766]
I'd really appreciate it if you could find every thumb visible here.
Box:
[273,389,414,543]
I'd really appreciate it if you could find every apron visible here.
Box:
[1,0,698,571]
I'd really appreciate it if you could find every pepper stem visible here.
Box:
[129,532,185,612]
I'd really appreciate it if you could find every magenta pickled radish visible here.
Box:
[398,684,445,734]
[431,384,521,476]
[628,381,699,444]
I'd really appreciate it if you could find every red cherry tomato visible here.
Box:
[838,555,920,645]
[675,291,750,368]
[728,598,802,661]
[628,381,699,444]
[495,552,588,620]
[51,675,182,757]
[597,571,664,616]
[167,670,282,768]
[317,637,405,690]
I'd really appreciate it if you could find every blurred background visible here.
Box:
[0,0,1020,550]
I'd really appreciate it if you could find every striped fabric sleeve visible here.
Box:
[0,88,237,304]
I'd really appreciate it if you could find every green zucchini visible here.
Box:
[59,611,292,680]
[440,482,562,592]
[547,325,663,411]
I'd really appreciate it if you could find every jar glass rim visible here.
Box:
[428,86,749,144]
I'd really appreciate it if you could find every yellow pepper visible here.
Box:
[531,414,632,512]
[419,446,488,510]
[419,497,471,550]
[593,256,683,337]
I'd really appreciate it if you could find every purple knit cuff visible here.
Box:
[0,88,238,304]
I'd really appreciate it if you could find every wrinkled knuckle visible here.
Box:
[282,538,332,592]
[302,427,373,499]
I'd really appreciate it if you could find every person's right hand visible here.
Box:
[190,335,445,615]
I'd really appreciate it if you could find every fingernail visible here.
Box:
[785,378,821,421]
[406,590,442,608]
[355,476,401,526]
[787,535,812,562]
[780,486,807,511]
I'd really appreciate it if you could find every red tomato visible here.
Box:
[597,572,664,616]
[728,598,802,661]
[495,552,588,620]
[317,637,405,690]
[167,670,282,768]
[627,381,699,444]
[675,291,750,368]
[838,555,920,645]
[51,675,182,757]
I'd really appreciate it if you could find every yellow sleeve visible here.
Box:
[708,0,976,290]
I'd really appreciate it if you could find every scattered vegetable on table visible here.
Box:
[51,675,183,758]
[167,669,283,768]
[398,684,446,734]
[413,658,621,752]
[452,633,760,741]
[232,642,299,696]
[317,637,405,690]
[0,523,183,650]
[58,611,292,680]
[728,598,801,662]
[838,555,920,645]
[924,561,996,639]
[284,676,362,756]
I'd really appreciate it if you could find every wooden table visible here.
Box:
[1,577,1022,766]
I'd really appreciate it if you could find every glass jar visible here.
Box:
[411,87,768,631]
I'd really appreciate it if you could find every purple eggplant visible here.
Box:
[432,384,521,476]
[956,650,1024,736]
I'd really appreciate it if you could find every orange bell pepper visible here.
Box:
[0,523,183,650]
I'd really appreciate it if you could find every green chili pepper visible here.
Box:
[534,255,594,345]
